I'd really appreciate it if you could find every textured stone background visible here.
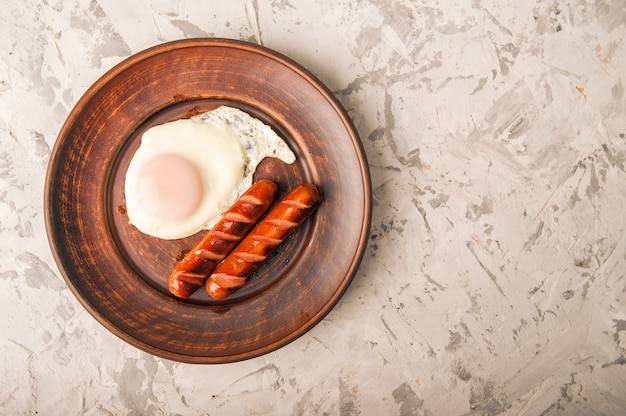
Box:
[1,0,625,414]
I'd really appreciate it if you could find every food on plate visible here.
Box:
[206,183,322,299]
[124,106,295,240]
[168,179,278,298]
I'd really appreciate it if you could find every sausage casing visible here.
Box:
[168,179,278,298]
[206,183,322,299]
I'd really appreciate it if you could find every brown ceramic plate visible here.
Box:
[44,38,371,363]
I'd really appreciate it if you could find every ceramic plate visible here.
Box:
[45,38,371,363]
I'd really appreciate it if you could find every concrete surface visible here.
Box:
[1,0,625,414]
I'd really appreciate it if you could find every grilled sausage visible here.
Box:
[168,179,278,298]
[206,183,322,299]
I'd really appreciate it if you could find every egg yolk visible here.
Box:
[135,154,203,222]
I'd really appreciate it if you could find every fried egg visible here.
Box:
[124,106,295,240]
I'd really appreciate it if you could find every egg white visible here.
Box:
[124,106,295,240]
